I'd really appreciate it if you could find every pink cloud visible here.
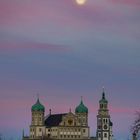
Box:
[110,106,135,114]
[0,40,71,53]
[109,0,140,6]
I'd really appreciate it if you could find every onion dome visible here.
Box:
[99,90,108,104]
[31,98,45,112]
[75,97,88,113]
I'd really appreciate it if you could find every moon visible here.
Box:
[76,0,87,5]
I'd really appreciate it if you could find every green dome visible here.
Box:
[75,99,88,113]
[31,98,45,112]
[99,92,108,104]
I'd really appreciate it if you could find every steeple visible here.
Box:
[49,109,52,115]
[102,87,105,99]
[69,108,72,113]
[96,88,113,140]
[80,96,83,104]
[99,88,108,105]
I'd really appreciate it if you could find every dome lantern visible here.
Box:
[99,88,108,104]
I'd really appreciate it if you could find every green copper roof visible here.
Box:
[99,92,108,104]
[75,98,88,113]
[31,98,45,112]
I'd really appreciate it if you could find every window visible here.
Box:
[83,129,86,133]
[104,125,108,129]
[104,133,107,137]
[68,119,73,125]
[39,128,42,132]
[100,104,103,108]
[104,104,107,108]
[98,118,101,125]
[98,133,101,137]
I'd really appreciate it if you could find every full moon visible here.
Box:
[76,0,87,5]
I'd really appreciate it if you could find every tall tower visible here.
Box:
[75,97,88,126]
[96,89,113,140]
[75,97,90,139]
[30,97,45,139]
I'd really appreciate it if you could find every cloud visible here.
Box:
[108,0,140,6]
[110,106,135,114]
[0,40,70,53]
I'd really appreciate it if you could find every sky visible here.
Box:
[0,0,140,139]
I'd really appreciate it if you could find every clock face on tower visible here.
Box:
[104,125,108,130]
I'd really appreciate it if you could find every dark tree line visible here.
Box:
[131,110,140,140]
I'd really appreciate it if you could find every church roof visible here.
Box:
[45,113,67,127]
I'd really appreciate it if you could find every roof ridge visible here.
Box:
[50,113,67,116]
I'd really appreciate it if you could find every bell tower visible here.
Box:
[30,97,45,139]
[96,88,113,140]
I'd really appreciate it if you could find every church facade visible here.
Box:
[23,90,113,140]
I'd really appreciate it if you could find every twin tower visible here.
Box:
[23,90,113,140]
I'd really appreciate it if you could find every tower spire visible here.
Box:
[97,89,113,140]
[36,92,40,103]
[69,108,72,113]
[102,87,105,99]
[37,92,39,100]
[102,86,105,92]
[81,96,83,103]
[49,109,52,115]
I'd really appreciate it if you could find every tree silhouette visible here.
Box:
[131,110,140,140]
[0,133,2,140]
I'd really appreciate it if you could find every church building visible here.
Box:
[23,90,113,140]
